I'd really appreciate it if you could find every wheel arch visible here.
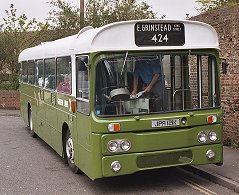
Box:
[62,122,69,158]
[27,102,31,126]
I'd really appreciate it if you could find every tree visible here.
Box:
[197,0,239,12]
[47,0,157,32]
[0,4,47,89]
[85,0,156,27]
[47,0,81,38]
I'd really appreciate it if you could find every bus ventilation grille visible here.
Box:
[136,150,193,169]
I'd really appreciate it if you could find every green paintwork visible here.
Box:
[19,49,223,180]
[102,144,222,177]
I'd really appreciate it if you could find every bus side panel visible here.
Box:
[19,84,38,129]
[54,94,77,157]
[19,84,28,125]
[35,89,46,137]
[74,112,103,180]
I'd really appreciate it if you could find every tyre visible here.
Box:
[65,130,79,173]
[28,107,37,138]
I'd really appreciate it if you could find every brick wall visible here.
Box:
[191,5,239,144]
[0,90,20,109]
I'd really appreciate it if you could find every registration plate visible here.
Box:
[152,119,180,127]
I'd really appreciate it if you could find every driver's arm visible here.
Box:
[144,73,159,93]
[132,76,138,95]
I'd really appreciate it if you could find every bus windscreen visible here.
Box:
[95,53,220,116]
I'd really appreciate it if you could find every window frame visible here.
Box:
[76,55,90,115]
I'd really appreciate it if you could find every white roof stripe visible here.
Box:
[19,19,219,61]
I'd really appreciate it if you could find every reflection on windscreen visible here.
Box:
[95,53,219,116]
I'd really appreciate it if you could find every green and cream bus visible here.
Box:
[19,19,223,180]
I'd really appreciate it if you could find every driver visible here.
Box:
[131,57,164,111]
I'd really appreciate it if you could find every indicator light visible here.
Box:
[207,115,217,124]
[108,123,120,132]
[70,100,75,113]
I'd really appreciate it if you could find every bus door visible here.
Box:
[35,59,46,136]
[43,58,57,146]
[75,56,91,164]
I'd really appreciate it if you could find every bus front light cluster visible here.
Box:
[108,139,131,153]
[198,131,217,143]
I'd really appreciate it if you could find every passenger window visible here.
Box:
[36,60,44,87]
[56,57,72,94]
[44,58,56,90]
[22,61,28,83]
[28,61,35,84]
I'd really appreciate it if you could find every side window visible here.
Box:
[36,60,44,87]
[28,61,35,84]
[44,58,56,90]
[76,56,90,114]
[56,56,71,94]
[22,61,28,83]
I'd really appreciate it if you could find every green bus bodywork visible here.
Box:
[20,50,223,180]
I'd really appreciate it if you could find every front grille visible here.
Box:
[136,150,192,168]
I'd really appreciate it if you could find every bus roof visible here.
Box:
[19,19,219,61]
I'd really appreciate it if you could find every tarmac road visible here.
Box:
[0,115,237,195]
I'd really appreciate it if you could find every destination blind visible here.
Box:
[135,22,185,46]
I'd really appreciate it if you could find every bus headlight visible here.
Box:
[111,161,121,172]
[108,141,119,152]
[107,139,131,152]
[206,150,215,160]
[120,140,131,151]
[198,132,207,143]
[208,131,217,142]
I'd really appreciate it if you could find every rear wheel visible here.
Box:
[65,130,79,173]
[28,107,37,138]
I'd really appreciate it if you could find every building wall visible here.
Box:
[0,90,20,110]
[191,5,239,144]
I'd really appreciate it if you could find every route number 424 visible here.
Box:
[151,34,169,42]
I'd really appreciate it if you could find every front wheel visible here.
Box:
[65,130,79,173]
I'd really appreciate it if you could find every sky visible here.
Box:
[0,0,201,23]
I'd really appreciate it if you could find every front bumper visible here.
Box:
[102,144,222,177]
